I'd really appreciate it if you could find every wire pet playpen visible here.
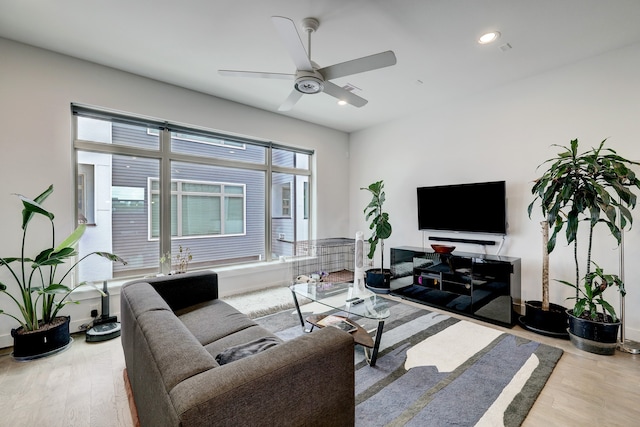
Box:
[289,238,371,284]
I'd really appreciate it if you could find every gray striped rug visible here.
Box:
[255,299,563,427]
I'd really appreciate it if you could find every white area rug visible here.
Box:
[222,286,305,318]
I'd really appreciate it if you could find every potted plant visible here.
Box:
[160,245,193,275]
[559,262,625,354]
[528,138,639,353]
[519,218,571,337]
[0,185,126,360]
[361,180,392,293]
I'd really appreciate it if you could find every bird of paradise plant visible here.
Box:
[0,185,126,332]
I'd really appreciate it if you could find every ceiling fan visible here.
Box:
[219,16,397,111]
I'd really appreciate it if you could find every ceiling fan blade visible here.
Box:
[322,81,368,108]
[271,16,314,71]
[318,50,397,81]
[278,89,304,111]
[218,70,294,80]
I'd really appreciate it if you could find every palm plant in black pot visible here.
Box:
[519,218,571,338]
[361,180,392,293]
[528,138,640,354]
[0,185,126,360]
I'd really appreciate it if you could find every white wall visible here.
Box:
[0,38,350,347]
[349,42,640,340]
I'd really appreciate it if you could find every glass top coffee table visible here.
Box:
[290,281,390,366]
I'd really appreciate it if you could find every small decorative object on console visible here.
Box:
[431,244,455,254]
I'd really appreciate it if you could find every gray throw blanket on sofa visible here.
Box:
[215,336,281,365]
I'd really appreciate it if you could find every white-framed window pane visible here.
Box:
[150,176,246,239]
[225,185,244,195]
[151,193,160,238]
[182,195,220,236]
[225,197,244,234]
[183,182,221,193]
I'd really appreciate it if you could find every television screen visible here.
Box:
[417,181,507,234]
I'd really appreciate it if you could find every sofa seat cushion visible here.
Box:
[138,309,219,391]
[204,324,282,358]
[177,299,258,346]
[169,327,355,427]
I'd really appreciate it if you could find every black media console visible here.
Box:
[389,246,521,327]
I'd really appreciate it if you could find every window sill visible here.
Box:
[71,259,293,300]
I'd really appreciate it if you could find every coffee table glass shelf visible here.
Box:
[290,281,390,366]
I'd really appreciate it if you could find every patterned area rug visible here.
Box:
[254,299,563,427]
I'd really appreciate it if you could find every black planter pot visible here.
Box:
[519,300,569,339]
[365,268,392,294]
[11,316,72,361]
[566,310,620,355]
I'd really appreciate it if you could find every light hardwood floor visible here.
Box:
[0,297,638,427]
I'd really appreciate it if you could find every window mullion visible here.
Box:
[265,147,273,262]
[160,129,172,274]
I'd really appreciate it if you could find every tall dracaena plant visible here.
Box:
[0,185,126,331]
[361,180,392,273]
[528,139,640,302]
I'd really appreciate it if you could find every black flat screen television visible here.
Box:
[417,180,507,234]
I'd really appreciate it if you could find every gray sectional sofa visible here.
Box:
[120,271,355,427]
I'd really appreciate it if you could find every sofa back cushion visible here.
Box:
[143,271,218,311]
[121,282,172,317]
[138,309,219,391]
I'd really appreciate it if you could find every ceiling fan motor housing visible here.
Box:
[295,70,324,94]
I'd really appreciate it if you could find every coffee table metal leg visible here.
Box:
[364,320,385,367]
[291,289,313,333]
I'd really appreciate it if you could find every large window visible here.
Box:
[73,106,312,279]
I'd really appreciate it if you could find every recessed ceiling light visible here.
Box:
[337,100,348,106]
[478,31,500,44]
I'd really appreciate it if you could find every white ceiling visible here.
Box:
[2,0,640,133]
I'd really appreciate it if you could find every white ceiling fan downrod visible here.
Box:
[295,17,323,95]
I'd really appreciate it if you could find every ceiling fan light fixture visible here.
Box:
[294,75,324,94]
[478,31,500,44]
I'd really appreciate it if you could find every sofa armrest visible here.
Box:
[123,271,218,311]
[170,327,355,427]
